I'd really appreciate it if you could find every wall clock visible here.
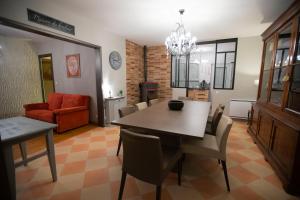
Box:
[109,51,122,70]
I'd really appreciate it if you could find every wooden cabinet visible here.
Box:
[248,1,300,195]
[270,121,298,179]
[187,89,209,101]
[249,105,259,135]
[257,112,273,150]
[104,96,125,124]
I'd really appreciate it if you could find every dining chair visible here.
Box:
[149,98,159,106]
[207,104,225,123]
[118,129,183,200]
[206,105,224,135]
[181,115,233,191]
[135,102,148,111]
[116,106,137,156]
[178,96,193,100]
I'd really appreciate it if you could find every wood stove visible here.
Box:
[139,82,159,102]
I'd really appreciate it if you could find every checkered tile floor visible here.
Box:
[15,121,299,200]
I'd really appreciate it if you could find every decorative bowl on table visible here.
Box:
[168,100,184,111]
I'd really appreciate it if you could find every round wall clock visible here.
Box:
[109,51,122,70]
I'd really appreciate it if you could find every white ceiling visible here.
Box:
[50,0,293,45]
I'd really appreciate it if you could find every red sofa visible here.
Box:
[24,93,90,133]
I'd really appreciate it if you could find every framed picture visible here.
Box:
[66,54,80,77]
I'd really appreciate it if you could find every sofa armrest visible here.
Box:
[23,103,49,111]
[53,106,88,115]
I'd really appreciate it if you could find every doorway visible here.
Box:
[38,54,55,102]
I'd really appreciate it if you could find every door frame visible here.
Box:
[0,16,105,126]
[38,53,55,102]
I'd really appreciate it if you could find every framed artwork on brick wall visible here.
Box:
[66,54,81,77]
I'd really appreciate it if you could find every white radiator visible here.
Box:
[229,99,256,119]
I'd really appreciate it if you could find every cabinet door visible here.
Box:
[270,24,293,106]
[113,99,126,121]
[250,105,259,135]
[270,121,298,178]
[287,16,300,113]
[257,112,273,149]
[259,38,275,101]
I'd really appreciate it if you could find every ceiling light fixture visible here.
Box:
[165,9,197,57]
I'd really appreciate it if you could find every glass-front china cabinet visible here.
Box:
[248,0,300,195]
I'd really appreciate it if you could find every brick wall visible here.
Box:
[146,45,172,100]
[126,41,172,104]
[126,40,144,105]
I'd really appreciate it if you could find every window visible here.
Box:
[171,38,238,90]
[171,56,188,88]
[213,39,238,89]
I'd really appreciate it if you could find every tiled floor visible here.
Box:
[14,121,300,200]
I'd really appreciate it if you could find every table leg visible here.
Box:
[2,144,16,200]
[45,129,57,182]
[19,142,27,166]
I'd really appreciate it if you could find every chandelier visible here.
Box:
[165,9,197,57]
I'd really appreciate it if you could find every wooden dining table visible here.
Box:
[111,100,211,140]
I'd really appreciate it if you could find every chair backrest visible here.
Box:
[121,129,163,185]
[149,99,159,106]
[178,96,193,100]
[135,102,148,111]
[118,106,136,118]
[219,104,225,110]
[215,115,233,156]
[211,106,224,133]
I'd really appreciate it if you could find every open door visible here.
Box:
[38,54,55,101]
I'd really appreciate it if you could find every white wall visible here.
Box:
[211,36,263,115]
[32,40,98,122]
[0,0,127,121]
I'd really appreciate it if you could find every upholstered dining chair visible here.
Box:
[181,115,233,191]
[135,102,148,111]
[207,104,225,123]
[118,129,183,200]
[206,105,224,135]
[149,98,159,106]
[116,106,137,156]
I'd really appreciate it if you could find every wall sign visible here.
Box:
[27,9,75,35]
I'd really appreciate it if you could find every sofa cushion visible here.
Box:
[25,110,54,123]
[61,94,83,108]
[48,93,64,110]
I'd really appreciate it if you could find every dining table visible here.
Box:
[111,100,211,143]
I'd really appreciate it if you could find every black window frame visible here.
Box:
[213,38,238,90]
[170,38,238,90]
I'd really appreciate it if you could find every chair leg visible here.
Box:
[221,160,230,192]
[116,137,122,156]
[118,171,127,200]
[177,157,182,186]
[156,185,161,200]
[218,159,220,165]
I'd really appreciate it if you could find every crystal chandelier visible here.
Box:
[165,9,197,57]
